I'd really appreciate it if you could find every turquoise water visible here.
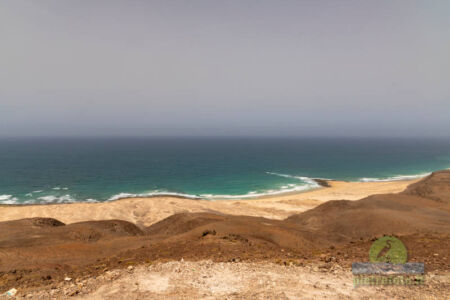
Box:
[1,137,450,204]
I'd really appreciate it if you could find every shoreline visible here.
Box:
[0,178,420,226]
[0,169,436,206]
[0,176,420,207]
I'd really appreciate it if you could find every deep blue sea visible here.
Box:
[1,137,450,204]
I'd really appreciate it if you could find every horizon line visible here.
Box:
[1,135,450,140]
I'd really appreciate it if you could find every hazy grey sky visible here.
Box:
[1,1,449,137]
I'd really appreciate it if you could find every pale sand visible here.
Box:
[0,179,418,227]
[23,261,449,299]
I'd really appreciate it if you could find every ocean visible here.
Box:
[1,137,450,205]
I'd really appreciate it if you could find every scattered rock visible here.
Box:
[202,230,216,237]
[4,288,17,296]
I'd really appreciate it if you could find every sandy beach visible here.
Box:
[0,179,418,227]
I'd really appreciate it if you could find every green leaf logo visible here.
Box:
[369,236,407,264]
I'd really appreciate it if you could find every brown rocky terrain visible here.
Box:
[0,171,449,298]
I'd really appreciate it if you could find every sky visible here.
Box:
[0,1,449,137]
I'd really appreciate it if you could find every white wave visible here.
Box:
[1,194,96,205]
[108,193,136,201]
[265,172,297,179]
[0,194,19,204]
[55,194,75,203]
[52,187,69,190]
[265,172,321,188]
[84,198,99,203]
[26,190,45,196]
[37,194,76,203]
[358,172,431,182]
[37,195,58,202]
[107,191,201,201]
[191,171,324,200]
[200,184,316,199]
[1,199,19,204]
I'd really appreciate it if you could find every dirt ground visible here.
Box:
[3,261,449,299]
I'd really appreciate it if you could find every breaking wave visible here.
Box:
[358,172,431,182]
[0,194,19,205]
[107,191,201,201]
[105,172,323,201]
[0,194,99,205]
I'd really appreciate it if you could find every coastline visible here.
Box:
[0,178,419,226]
[1,171,449,299]
[0,170,435,205]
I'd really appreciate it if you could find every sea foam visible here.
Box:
[265,172,321,188]
[107,191,202,201]
[105,173,322,202]
[0,194,13,201]
[37,194,75,203]
[0,194,16,203]
[0,195,19,204]
[198,172,322,199]
[358,172,431,182]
